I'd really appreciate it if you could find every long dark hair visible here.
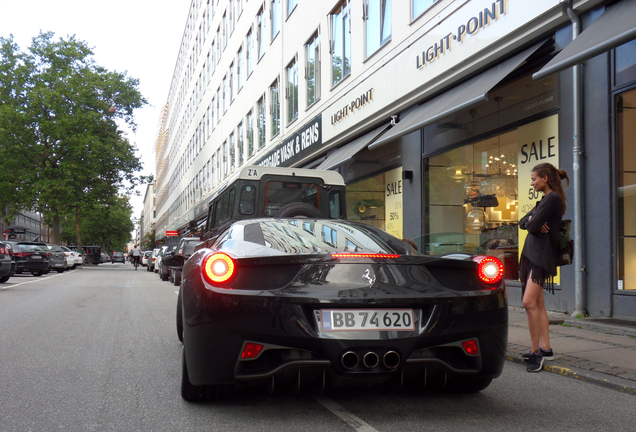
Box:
[532,163,569,215]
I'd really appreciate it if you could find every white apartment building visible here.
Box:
[155,0,636,318]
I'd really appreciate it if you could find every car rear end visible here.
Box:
[0,241,13,282]
[45,244,68,272]
[182,246,507,392]
[10,242,51,276]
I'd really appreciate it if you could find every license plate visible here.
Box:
[31,255,42,259]
[320,309,414,331]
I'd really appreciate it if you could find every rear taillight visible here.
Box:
[241,342,264,359]
[462,339,479,355]
[0,247,5,254]
[15,252,30,257]
[473,256,504,284]
[203,253,235,284]
[330,253,401,259]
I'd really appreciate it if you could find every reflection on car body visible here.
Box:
[178,218,507,401]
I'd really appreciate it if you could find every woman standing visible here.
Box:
[519,163,569,372]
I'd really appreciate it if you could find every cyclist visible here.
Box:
[131,245,141,270]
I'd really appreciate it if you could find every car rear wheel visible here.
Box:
[161,270,169,281]
[173,271,181,286]
[0,275,10,283]
[176,287,183,343]
[181,348,204,401]
[31,272,43,277]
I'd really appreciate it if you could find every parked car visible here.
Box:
[161,237,200,286]
[60,246,80,269]
[0,240,14,283]
[141,251,151,267]
[157,246,177,280]
[153,246,170,273]
[5,241,51,276]
[82,246,103,265]
[44,244,68,273]
[177,218,507,401]
[67,246,84,267]
[147,248,161,272]
[111,251,125,264]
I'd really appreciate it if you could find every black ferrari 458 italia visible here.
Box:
[177,218,508,401]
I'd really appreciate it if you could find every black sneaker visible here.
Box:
[527,350,544,372]
[522,347,554,361]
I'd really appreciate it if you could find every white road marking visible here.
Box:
[0,271,69,290]
[312,394,379,432]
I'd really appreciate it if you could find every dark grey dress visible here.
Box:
[518,192,563,294]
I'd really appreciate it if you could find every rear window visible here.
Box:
[264,181,319,216]
[222,220,409,256]
[18,243,47,252]
[47,245,64,252]
[113,252,124,257]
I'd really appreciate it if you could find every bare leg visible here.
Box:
[523,276,545,352]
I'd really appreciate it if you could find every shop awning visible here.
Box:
[316,123,390,170]
[368,41,545,151]
[533,0,636,81]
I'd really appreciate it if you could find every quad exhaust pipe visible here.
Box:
[341,350,401,370]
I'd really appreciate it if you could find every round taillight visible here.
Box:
[474,256,503,284]
[203,253,235,283]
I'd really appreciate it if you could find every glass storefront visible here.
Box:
[616,87,636,290]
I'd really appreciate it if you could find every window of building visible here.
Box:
[223,140,228,177]
[223,75,228,112]
[216,87,221,123]
[216,27,221,60]
[230,132,236,172]
[237,0,243,17]
[257,96,266,149]
[306,32,321,107]
[237,46,244,91]
[229,0,235,34]
[287,0,298,17]
[412,0,436,20]
[246,110,254,158]
[271,0,281,41]
[230,63,235,103]
[270,79,280,138]
[223,11,228,48]
[257,8,266,60]
[617,88,636,290]
[331,1,351,86]
[246,30,254,77]
[365,0,392,58]
[238,121,245,166]
[286,58,298,124]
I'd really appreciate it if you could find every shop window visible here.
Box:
[616,88,636,290]
[306,32,321,107]
[286,58,298,124]
[615,39,636,88]
[365,0,392,59]
[346,174,387,231]
[423,131,520,279]
[330,1,351,86]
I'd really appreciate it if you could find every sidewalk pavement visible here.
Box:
[506,306,636,396]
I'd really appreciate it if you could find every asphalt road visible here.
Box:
[1,265,635,432]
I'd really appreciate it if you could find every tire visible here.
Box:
[176,287,183,343]
[432,376,493,393]
[161,270,169,281]
[0,275,10,283]
[31,272,43,277]
[173,271,181,286]
[56,269,64,273]
[275,202,324,218]
[181,347,204,402]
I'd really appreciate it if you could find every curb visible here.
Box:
[561,319,636,338]
[505,352,636,396]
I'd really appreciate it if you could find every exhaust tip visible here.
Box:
[341,351,359,370]
[383,351,400,369]
[363,352,380,369]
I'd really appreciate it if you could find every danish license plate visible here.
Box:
[321,309,414,331]
[31,255,42,259]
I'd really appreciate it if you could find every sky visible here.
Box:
[0,0,191,222]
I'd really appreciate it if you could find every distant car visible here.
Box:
[5,241,51,276]
[60,246,81,269]
[157,245,177,281]
[44,244,68,273]
[111,252,125,263]
[153,246,170,273]
[82,246,103,265]
[141,251,151,267]
[161,237,200,286]
[0,240,14,283]
[177,218,507,401]
[148,248,161,272]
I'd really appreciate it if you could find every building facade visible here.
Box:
[154,0,636,319]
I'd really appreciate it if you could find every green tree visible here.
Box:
[141,229,156,251]
[0,32,148,246]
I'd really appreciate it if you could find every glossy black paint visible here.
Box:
[180,220,508,390]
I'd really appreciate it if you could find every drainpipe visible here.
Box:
[567,4,587,318]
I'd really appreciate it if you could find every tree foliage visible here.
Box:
[0,32,148,247]
[141,229,156,251]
